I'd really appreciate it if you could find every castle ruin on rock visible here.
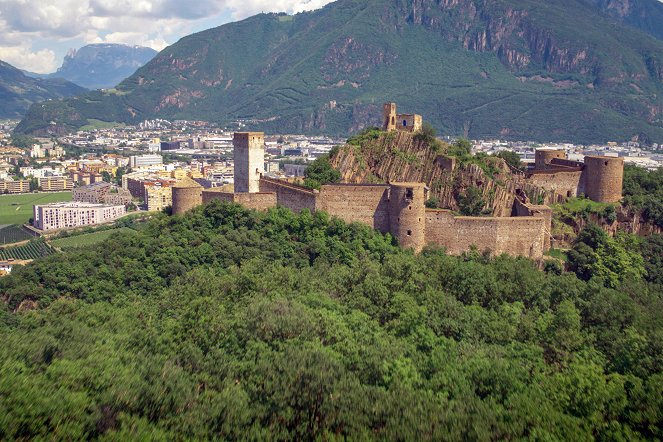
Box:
[383,103,422,133]
[172,104,624,259]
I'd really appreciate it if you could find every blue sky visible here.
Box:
[0,0,334,73]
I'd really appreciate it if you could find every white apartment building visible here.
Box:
[33,202,126,231]
[130,154,163,169]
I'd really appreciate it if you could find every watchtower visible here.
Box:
[389,183,426,252]
[233,132,264,193]
[171,177,203,215]
[583,156,623,203]
[535,149,567,170]
[383,103,397,132]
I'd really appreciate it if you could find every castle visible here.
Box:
[171,105,623,259]
[383,103,422,133]
[527,149,623,203]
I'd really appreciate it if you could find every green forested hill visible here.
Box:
[15,0,663,144]
[0,61,86,119]
[0,201,661,439]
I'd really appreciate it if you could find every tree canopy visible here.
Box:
[0,202,661,440]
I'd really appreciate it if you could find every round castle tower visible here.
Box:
[583,156,623,203]
[389,183,426,252]
[535,149,567,170]
[171,177,203,215]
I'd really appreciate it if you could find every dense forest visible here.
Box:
[0,201,662,440]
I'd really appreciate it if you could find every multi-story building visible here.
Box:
[33,202,126,231]
[145,185,172,212]
[130,154,163,169]
[38,176,74,192]
[0,179,30,194]
[73,182,133,205]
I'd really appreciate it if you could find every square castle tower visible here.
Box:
[233,132,265,193]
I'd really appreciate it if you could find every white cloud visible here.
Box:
[0,45,58,73]
[0,0,335,70]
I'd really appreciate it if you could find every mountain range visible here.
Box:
[15,0,663,144]
[0,61,87,119]
[24,44,158,90]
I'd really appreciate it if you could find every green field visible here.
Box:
[0,192,72,225]
[49,227,136,250]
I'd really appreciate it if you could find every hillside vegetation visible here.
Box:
[0,201,661,439]
[0,61,86,119]
[15,0,663,143]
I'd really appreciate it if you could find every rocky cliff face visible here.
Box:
[53,44,157,90]
[331,131,537,216]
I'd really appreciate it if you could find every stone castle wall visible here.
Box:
[260,177,317,213]
[202,189,276,211]
[317,184,391,232]
[526,170,584,199]
[424,210,546,258]
[513,198,552,250]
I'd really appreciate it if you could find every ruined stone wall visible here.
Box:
[583,156,623,203]
[317,184,390,232]
[526,170,583,199]
[425,210,546,259]
[396,114,422,132]
[259,178,317,213]
[202,190,277,211]
[513,198,552,250]
[550,158,584,168]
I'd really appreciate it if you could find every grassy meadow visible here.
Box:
[0,192,72,225]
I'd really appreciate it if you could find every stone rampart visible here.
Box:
[317,184,390,232]
[260,177,317,213]
[527,170,583,199]
[202,189,277,211]
[513,198,552,250]
[424,210,546,258]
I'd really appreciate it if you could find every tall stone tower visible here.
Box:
[583,156,623,203]
[383,103,397,132]
[233,132,264,193]
[389,183,426,252]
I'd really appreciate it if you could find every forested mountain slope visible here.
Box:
[0,202,661,439]
[0,61,86,119]
[15,0,663,143]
